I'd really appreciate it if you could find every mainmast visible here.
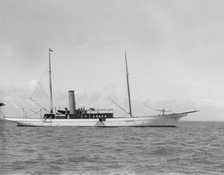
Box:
[49,48,54,114]
[125,51,132,117]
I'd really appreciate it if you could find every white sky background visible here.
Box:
[1,0,224,120]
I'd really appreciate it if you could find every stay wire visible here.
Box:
[30,65,48,99]
[130,68,177,102]
[130,71,165,102]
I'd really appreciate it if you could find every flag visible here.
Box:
[49,48,53,52]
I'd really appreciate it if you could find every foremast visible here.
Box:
[125,51,133,117]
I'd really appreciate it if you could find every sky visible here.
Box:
[1,0,224,121]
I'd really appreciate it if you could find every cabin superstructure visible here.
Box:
[44,90,114,119]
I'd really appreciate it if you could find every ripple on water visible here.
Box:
[1,121,224,174]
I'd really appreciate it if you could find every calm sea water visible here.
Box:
[0,120,224,175]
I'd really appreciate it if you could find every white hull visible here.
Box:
[4,113,188,127]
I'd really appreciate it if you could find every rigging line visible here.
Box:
[29,97,48,112]
[131,68,195,109]
[39,65,49,84]
[52,64,66,90]
[129,71,178,112]
[108,97,130,116]
[130,69,176,102]
[30,65,48,99]
[110,70,126,95]
[130,72,165,102]
[29,109,42,117]
[130,73,159,101]
[0,109,6,118]
[129,74,148,102]
[130,67,159,87]
[107,73,126,107]
[143,103,173,113]
[131,69,167,96]
[134,68,177,101]
[129,73,172,113]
